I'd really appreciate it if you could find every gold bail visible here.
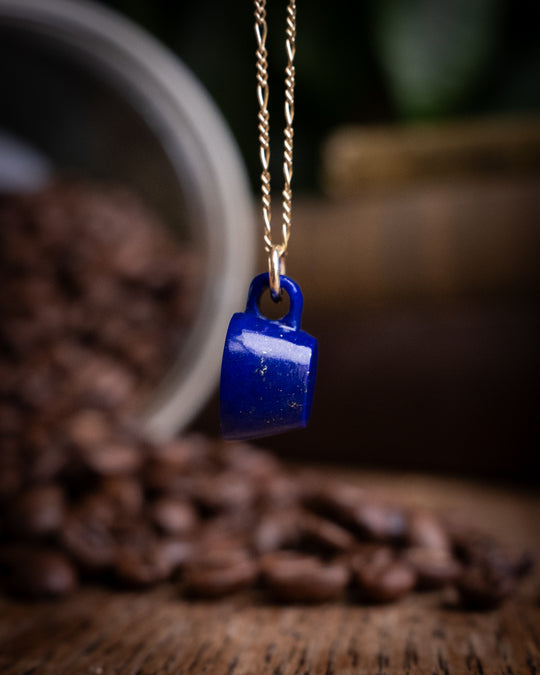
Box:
[269,245,286,301]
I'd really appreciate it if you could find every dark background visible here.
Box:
[101,0,540,191]
[101,0,540,483]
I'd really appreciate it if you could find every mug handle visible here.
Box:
[245,273,304,330]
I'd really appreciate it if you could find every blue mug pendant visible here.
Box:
[220,273,317,440]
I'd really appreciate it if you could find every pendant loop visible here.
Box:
[268,246,285,301]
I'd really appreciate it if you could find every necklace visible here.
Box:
[255,0,296,300]
[219,0,318,441]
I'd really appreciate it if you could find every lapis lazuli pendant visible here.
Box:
[220,273,317,441]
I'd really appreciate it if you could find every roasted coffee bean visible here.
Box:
[193,529,253,563]
[60,500,117,569]
[351,503,408,542]
[63,409,113,448]
[158,538,194,571]
[0,402,22,437]
[1,547,78,598]
[13,365,56,409]
[144,460,185,494]
[302,477,366,519]
[150,497,198,536]
[456,565,515,609]
[148,434,208,472]
[452,531,534,580]
[182,549,258,598]
[405,547,461,589]
[100,476,143,516]
[191,472,257,514]
[200,512,256,546]
[505,550,535,579]
[22,423,67,482]
[252,510,301,554]
[0,464,22,502]
[0,438,23,500]
[222,442,281,482]
[77,439,143,476]
[261,551,350,603]
[350,546,416,603]
[259,473,302,509]
[114,539,175,587]
[303,480,406,542]
[298,512,356,554]
[5,484,65,538]
[72,359,137,409]
[360,560,416,603]
[407,510,450,552]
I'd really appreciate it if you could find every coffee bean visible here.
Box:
[407,510,450,552]
[5,484,65,538]
[303,479,406,542]
[452,531,535,581]
[71,358,137,410]
[61,501,117,570]
[0,454,22,501]
[21,422,67,481]
[352,503,408,542]
[252,510,300,554]
[1,546,78,598]
[222,442,281,482]
[191,472,257,514]
[298,513,356,554]
[100,476,143,516]
[193,531,253,564]
[144,460,185,494]
[302,477,366,519]
[64,409,112,448]
[350,547,416,603]
[182,549,258,598]
[158,538,194,571]
[456,565,515,609]
[13,365,56,409]
[259,473,302,509]
[150,497,198,536]
[0,402,22,437]
[149,434,208,472]
[261,551,350,602]
[507,550,535,579]
[78,439,143,476]
[114,540,175,587]
[361,560,416,603]
[405,547,461,589]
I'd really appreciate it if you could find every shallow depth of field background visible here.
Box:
[102,0,540,482]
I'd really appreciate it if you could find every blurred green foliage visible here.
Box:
[372,0,503,118]
[101,0,540,191]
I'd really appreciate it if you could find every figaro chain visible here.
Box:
[254,0,296,299]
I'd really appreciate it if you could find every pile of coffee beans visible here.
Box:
[0,181,533,608]
[0,179,197,420]
[0,431,533,607]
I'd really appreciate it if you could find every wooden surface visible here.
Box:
[1,470,539,675]
[286,177,540,310]
[321,117,540,196]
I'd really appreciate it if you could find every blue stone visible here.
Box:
[220,273,317,440]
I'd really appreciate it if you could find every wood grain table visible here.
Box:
[1,471,539,675]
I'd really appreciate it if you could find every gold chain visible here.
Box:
[254,0,296,299]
